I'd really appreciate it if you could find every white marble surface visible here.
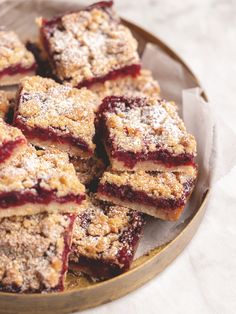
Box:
[77,1,236,314]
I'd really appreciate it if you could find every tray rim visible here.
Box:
[0,15,211,313]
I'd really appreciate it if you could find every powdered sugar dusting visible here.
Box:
[104,97,196,155]
[42,5,139,86]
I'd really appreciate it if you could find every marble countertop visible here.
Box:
[78,1,236,314]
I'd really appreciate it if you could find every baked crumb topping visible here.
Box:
[70,155,105,186]
[0,118,26,147]
[16,76,98,150]
[0,145,85,197]
[38,4,140,86]
[0,91,11,120]
[99,167,197,200]
[0,30,35,71]
[0,213,73,292]
[70,197,144,265]
[90,69,160,101]
[99,97,196,155]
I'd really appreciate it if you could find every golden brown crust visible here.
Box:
[0,145,85,197]
[103,97,197,156]
[96,194,184,221]
[90,69,160,102]
[16,76,98,153]
[0,30,35,72]
[38,6,140,86]
[0,213,73,292]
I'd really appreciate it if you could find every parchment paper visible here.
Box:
[135,44,216,257]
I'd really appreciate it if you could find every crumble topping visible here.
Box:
[0,213,73,292]
[99,167,197,200]
[0,118,26,147]
[90,69,160,101]
[0,145,85,197]
[70,197,144,265]
[38,4,140,86]
[0,91,10,119]
[0,30,35,72]
[16,76,98,150]
[70,155,105,186]
[100,97,196,155]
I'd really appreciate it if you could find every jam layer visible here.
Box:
[0,138,26,164]
[0,185,85,209]
[0,63,36,78]
[14,119,92,154]
[98,182,194,211]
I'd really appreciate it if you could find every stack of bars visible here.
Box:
[0,1,197,293]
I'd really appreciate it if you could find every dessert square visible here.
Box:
[90,69,160,102]
[37,1,140,88]
[70,155,105,189]
[0,145,86,218]
[14,76,98,158]
[0,30,36,86]
[96,96,197,172]
[0,213,75,293]
[0,118,27,168]
[69,197,145,279]
[97,167,197,221]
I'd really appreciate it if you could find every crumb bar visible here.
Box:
[96,96,197,172]
[0,213,75,293]
[14,76,98,158]
[97,167,197,220]
[69,197,145,279]
[0,146,86,218]
[37,1,140,88]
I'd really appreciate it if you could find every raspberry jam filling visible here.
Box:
[0,63,36,78]
[111,149,194,169]
[98,181,194,211]
[0,138,26,164]
[14,118,92,155]
[0,185,85,209]
[75,64,141,89]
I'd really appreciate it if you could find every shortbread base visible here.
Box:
[0,200,87,219]
[97,193,184,221]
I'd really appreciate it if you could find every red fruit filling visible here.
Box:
[0,184,85,209]
[14,118,92,155]
[98,181,194,211]
[0,63,36,78]
[0,138,26,164]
